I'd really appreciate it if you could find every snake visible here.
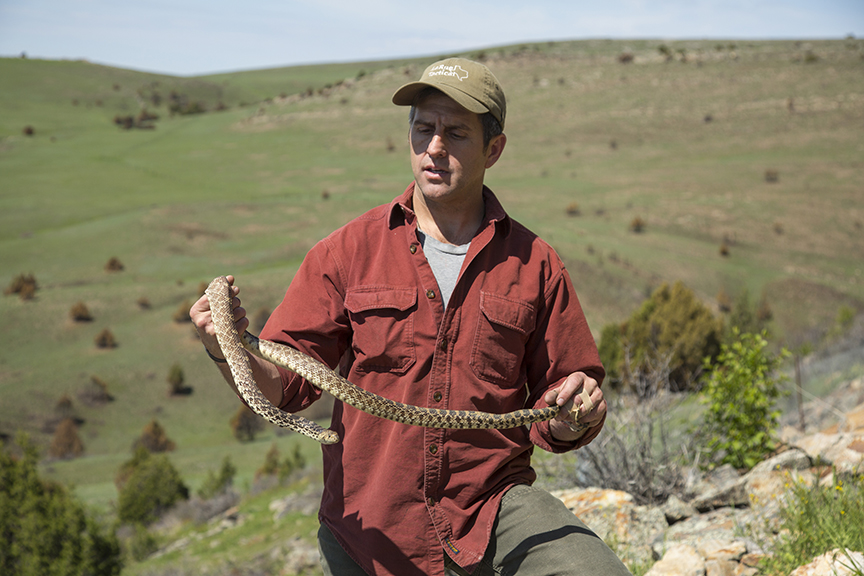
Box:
[206,275,565,445]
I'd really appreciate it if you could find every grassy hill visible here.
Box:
[1,38,863,568]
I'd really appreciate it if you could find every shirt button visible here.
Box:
[426,289,436,299]
[410,244,418,254]
[439,338,448,350]
[429,444,438,455]
[433,391,443,402]
[427,497,435,507]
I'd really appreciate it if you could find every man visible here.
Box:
[191,58,631,576]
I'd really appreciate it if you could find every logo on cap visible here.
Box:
[428,64,468,82]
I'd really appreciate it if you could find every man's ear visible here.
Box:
[484,133,507,169]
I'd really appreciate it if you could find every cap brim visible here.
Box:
[392,82,489,115]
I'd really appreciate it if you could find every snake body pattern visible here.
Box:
[206,276,562,445]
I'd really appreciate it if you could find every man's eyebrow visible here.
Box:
[413,117,473,131]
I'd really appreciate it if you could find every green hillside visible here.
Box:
[1,37,862,542]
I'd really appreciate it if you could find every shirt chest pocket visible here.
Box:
[471,292,536,387]
[345,287,417,374]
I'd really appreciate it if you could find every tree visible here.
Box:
[166,362,190,395]
[116,449,188,525]
[230,406,265,442]
[197,456,237,499]
[49,418,84,459]
[599,281,723,391]
[695,330,789,470]
[132,419,176,453]
[0,435,122,576]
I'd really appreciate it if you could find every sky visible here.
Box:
[1,0,862,77]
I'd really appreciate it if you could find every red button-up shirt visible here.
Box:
[261,183,605,576]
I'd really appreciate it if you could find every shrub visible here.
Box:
[230,406,265,442]
[49,417,85,459]
[167,362,190,395]
[719,242,730,257]
[136,296,151,310]
[127,524,159,562]
[278,444,307,480]
[0,435,122,575]
[716,288,732,313]
[658,44,673,60]
[94,328,117,349]
[104,257,124,272]
[764,169,779,183]
[597,322,625,390]
[257,443,281,478]
[70,301,93,322]
[23,125,34,136]
[256,443,307,482]
[116,448,188,525]
[756,469,864,575]
[600,281,723,391]
[197,456,237,499]
[618,52,634,64]
[132,419,176,453]
[629,216,646,233]
[172,299,192,323]
[5,273,38,298]
[724,289,772,342]
[694,330,789,470]
[565,202,581,217]
[79,375,114,405]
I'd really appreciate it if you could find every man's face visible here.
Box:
[409,92,505,205]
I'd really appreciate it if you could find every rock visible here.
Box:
[842,403,864,432]
[697,539,747,562]
[704,559,738,576]
[664,494,698,525]
[748,448,811,475]
[280,536,320,575]
[788,548,864,576]
[645,544,706,576]
[661,508,754,555]
[795,432,864,477]
[689,477,749,513]
[553,487,666,569]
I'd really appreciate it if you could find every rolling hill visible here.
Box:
[1,37,862,529]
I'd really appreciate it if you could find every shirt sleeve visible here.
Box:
[259,238,352,413]
[524,265,606,453]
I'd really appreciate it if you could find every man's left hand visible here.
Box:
[544,372,606,440]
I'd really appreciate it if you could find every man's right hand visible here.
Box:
[189,275,249,361]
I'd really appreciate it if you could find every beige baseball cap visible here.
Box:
[392,58,506,128]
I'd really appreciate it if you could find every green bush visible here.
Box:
[197,456,237,499]
[230,406,265,442]
[599,281,723,391]
[116,448,188,525]
[757,470,864,575]
[131,419,176,453]
[255,443,307,482]
[695,330,789,470]
[0,435,122,576]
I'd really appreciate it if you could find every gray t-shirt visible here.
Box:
[416,229,469,309]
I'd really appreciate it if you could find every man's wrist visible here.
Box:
[206,347,228,363]
[550,418,588,441]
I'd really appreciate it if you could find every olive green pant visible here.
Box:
[318,484,632,576]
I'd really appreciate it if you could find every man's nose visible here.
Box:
[427,134,446,157]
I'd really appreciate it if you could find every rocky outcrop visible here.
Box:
[553,390,864,576]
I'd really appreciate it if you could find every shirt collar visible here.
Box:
[389,182,511,237]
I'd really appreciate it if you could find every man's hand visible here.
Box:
[189,275,249,361]
[543,372,606,440]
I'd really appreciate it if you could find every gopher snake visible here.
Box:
[206,276,562,444]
